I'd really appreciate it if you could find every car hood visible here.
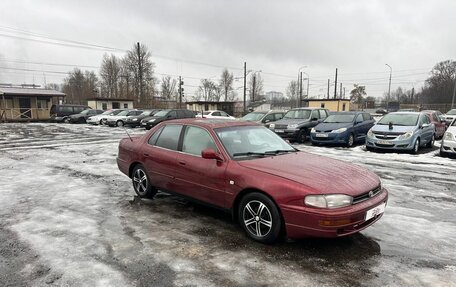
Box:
[70,114,84,118]
[314,122,353,131]
[273,118,310,125]
[107,115,127,121]
[238,152,380,196]
[371,124,416,133]
[142,116,163,121]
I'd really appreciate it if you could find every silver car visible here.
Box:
[440,119,456,157]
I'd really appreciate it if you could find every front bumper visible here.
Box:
[125,120,140,127]
[441,139,456,154]
[50,116,66,123]
[310,131,348,144]
[365,135,414,150]
[272,128,300,139]
[106,120,118,126]
[86,118,99,125]
[141,121,157,129]
[281,188,388,238]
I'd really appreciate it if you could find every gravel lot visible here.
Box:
[0,123,455,287]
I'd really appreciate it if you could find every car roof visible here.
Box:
[389,112,421,115]
[164,118,257,129]
[290,107,322,110]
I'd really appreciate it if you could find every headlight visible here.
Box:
[367,129,374,137]
[305,194,353,209]
[444,132,454,141]
[288,124,298,129]
[132,118,138,121]
[148,119,156,123]
[311,128,316,133]
[332,127,347,133]
[87,117,92,121]
[397,131,413,140]
[269,123,275,129]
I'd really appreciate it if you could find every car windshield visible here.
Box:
[284,109,311,119]
[215,126,295,159]
[140,110,154,116]
[116,110,130,116]
[154,110,169,117]
[242,112,266,121]
[203,111,211,115]
[80,109,90,115]
[447,109,456,115]
[101,110,113,115]
[377,113,419,126]
[111,110,123,115]
[324,114,355,123]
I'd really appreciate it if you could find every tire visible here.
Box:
[296,129,307,144]
[238,192,282,244]
[63,117,70,123]
[426,134,435,148]
[131,165,157,199]
[346,133,355,148]
[366,145,374,152]
[411,138,420,154]
[440,148,447,157]
[99,120,103,125]
[116,120,124,127]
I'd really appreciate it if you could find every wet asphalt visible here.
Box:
[0,123,455,287]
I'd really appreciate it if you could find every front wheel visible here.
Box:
[426,134,435,148]
[132,165,157,199]
[346,133,355,147]
[116,120,124,127]
[238,192,282,244]
[296,129,307,143]
[412,138,420,154]
[63,117,70,123]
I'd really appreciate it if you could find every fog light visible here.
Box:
[319,219,352,227]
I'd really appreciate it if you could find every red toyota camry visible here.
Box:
[117,118,388,243]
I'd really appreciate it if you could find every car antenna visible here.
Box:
[123,126,133,142]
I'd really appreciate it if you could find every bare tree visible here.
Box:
[350,84,367,108]
[248,73,264,102]
[286,80,299,108]
[62,68,98,104]
[100,54,121,98]
[160,76,177,100]
[219,68,235,101]
[196,79,218,101]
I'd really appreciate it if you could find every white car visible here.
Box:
[105,110,143,127]
[440,118,456,157]
[443,109,456,125]
[195,110,235,119]
[87,109,123,125]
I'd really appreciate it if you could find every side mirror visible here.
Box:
[421,123,430,129]
[264,119,270,123]
[201,148,223,161]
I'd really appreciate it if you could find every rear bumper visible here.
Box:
[281,188,388,238]
[116,157,130,177]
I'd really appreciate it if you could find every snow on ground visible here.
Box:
[0,122,455,287]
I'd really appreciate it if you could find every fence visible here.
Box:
[0,108,50,122]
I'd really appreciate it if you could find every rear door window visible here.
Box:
[154,125,182,150]
[311,110,319,119]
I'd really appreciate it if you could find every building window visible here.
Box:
[112,102,120,109]
[320,103,325,108]
[342,103,346,111]
[205,104,209,111]
[124,103,128,108]
[102,103,108,110]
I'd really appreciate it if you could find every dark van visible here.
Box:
[140,109,195,129]
[50,104,91,123]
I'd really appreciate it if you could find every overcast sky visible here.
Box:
[0,0,455,99]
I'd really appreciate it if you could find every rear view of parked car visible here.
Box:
[440,119,456,157]
[50,104,91,123]
[422,110,447,139]
[68,109,104,123]
[125,110,160,127]
[140,109,195,130]
[311,112,375,147]
[366,112,435,154]
[269,108,329,143]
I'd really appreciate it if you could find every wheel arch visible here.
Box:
[128,161,143,178]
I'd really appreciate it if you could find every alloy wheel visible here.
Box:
[347,134,354,147]
[243,200,273,237]
[133,168,148,196]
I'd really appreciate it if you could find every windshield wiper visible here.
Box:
[264,149,297,154]
[232,152,267,158]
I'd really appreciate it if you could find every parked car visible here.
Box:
[68,109,104,123]
[50,104,91,123]
[375,108,388,115]
[443,109,456,126]
[196,110,235,119]
[100,109,127,125]
[241,110,286,128]
[440,119,456,157]
[140,109,195,130]
[398,108,418,112]
[268,108,329,143]
[87,109,124,125]
[366,112,435,154]
[310,112,375,147]
[105,110,143,127]
[125,110,160,127]
[421,110,447,139]
[117,119,388,243]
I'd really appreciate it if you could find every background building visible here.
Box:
[87,98,134,110]
[303,98,351,112]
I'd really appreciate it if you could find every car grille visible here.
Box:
[372,131,403,140]
[274,124,288,129]
[353,185,382,204]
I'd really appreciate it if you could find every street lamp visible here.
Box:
[298,66,307,107]
[250,70,262,103]
[386,64,392,111]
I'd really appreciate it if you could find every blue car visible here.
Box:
[310,112,375,147]
[366,112,435,154]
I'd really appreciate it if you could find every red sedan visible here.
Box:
[117,119,388,243]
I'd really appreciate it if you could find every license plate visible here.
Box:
[365,202,386,221]
[275,130,284,133]
[377,140,393,145]
[316,133,328,138]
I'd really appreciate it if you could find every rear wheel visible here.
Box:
[132,165,157,199]
[238,192,282,244]
[412,138,420,154]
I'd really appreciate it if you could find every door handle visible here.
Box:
[143,153,150,157]
[178,160,186,165]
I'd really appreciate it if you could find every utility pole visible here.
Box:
[452,74,456,109]
[299,72,303,107]
[137,42,143,105]
[306,76,310,99]
[327,79,330,99]
[334,68,338,99]
[340,83,342,98]
[178,76,182,108]
[386,64,392,111]
[243,62,247,114]
[343,87,346,99]
[252,74,256,103]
